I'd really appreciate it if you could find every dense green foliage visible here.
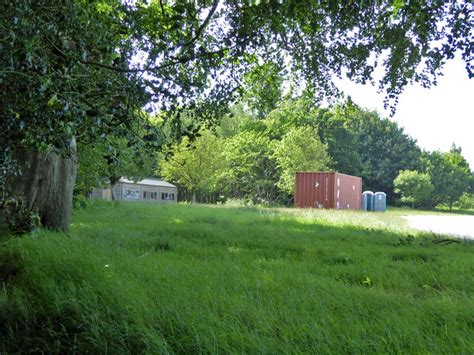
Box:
[394,170,434,208]
[76,136,156,196]
[311,107,362,176]
[161,99,457,206]
[1,202,473,353]
[241,62,284,118]
[1,0,154,175]
[455,193,474,210]
[273,126,331,194]
[342,105,422,198]
[221,130,277,204]
[422,146,473,209]
[160,131,224,203]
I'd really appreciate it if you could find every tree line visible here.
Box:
[159,101,472,208]
[75,94,473,210]
[395,145,473,210]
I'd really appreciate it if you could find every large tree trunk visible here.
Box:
[109,176,120,201]
[11,145,77,231]
[110,184,116,201]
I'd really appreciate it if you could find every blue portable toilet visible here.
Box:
[374,192,387,212]
[362,191,375,211]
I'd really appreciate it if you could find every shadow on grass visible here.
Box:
[432,207,474,216]
[0,217,13,241]
[390,205,474,217]
[70,203,472,252]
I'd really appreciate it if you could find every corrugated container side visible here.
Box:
[295,172,336,208]
[295,172,362,210]
[325,172,336,208]
[334,173,362,210]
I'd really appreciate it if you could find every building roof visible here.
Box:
[119,177,177,188]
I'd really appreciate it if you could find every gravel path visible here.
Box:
[402,215,474,240]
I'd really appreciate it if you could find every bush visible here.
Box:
[222,198,254,207]
[0,197,41,234]
[394,170,433,209]
[73,194,92,210]
[455,193,474,210]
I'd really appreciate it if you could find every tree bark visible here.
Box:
[110,184,116,201]
[10,144,77,231]
[109,176,120,201]
[191,191,196,203]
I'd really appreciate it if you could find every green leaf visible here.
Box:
[47,94,58,107]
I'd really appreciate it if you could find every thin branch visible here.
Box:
[79,35,254,74]
[184,0,219,48]
[0,70,34,79]
[159,0,166,17]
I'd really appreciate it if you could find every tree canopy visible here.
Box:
[342,105,422,199]
[422,146,472,209]
[3,0,472,158]
[273,126,331,195]
[394,170,433,209]
[160,130,224,203]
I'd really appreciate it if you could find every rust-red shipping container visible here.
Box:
[295,172,362,210]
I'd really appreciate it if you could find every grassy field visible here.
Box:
[1,202,473,353]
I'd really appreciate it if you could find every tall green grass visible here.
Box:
[1,202,473,353]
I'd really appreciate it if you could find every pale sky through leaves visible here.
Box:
[336,57,474,169]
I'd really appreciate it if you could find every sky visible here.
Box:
[335,57,474,169]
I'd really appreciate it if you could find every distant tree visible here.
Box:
[455,193,474,210]
[76,137,156,200]
[263,99,316,140]
[160,131,224,203]
[240,62,284,119]
[314,107,362,176]
[422,146,472,210]
[343,105,422,199]
[261,99,362,176]
[273,127,332,195]
[218,99,423,203]
[394,170,433,209]
[469,171,474,194]
[214,103,256,138]
[221,131,277,203]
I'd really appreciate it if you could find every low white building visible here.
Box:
[91,177,177,203]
